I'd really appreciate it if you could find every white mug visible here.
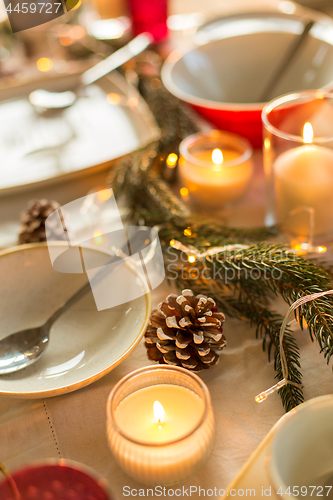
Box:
[270,395,333,500]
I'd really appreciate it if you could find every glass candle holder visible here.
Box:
[106,365,215,486]
[179,130,253,210]
[0,460,113,500]
[262,90,333,241]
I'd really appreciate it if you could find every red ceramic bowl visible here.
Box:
[0,461,112,500]
[162,12,333,149]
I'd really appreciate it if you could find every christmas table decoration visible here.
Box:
[107,69,333,412]
[16,65,333,412]
[145,289,226,371]
[178,130,253,208]
[262,90,333,240]
[107,365,215,485]
[18,199,60,244]
[256,288,333,404]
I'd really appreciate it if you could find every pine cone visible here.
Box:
[144,289,226,371]
[18,199,60,244]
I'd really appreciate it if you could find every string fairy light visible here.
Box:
[167,238,332,403]
[255,289,333,403]
[180,187,189,197]
[169,239,249,259]
[169,237,326,261]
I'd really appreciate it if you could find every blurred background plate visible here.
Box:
[0,70,159,195]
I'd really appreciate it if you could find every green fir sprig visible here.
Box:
[107,73,333,411]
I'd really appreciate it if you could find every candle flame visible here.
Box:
[303,122,313,144]
[212,148,223,165]
[153,401,165,425]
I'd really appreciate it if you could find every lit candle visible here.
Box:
[107,366,215,485]
[274,122,333,236]
[179,130,253,208]
[114,385,204,444]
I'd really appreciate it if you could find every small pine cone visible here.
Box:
[18,199,60,245]
[144,289,226,371]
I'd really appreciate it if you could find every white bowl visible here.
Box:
[270,395,333,499]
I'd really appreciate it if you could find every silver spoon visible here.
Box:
[0,242,131,375]
[29,31,153,110]
[0,277,95,375]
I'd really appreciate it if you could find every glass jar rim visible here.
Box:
[179,130,253,168]
[262,89,333,144]
[106,365,211,447]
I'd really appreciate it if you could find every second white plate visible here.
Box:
[0,71,160,195]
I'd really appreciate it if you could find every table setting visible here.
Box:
[1,0,333,498]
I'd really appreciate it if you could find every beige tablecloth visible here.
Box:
[0,1,333,499]
[0,286,332,499]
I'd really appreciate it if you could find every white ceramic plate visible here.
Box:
[0,71,160,196]
[0,244,151,398]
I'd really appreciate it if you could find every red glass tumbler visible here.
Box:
[127,0,168,42]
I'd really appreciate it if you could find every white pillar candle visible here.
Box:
[274,123,333,236]
[107,366,215,486]
[179,131,253,209]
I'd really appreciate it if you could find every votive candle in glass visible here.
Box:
[262,90,333,239]
[106,365,215,485]
[179,130,253,209]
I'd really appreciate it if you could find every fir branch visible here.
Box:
[107,72,333,410]
[163,244,333,410]
[158,220,281,249]
[225,296,303,412]
[167,261,303,410]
